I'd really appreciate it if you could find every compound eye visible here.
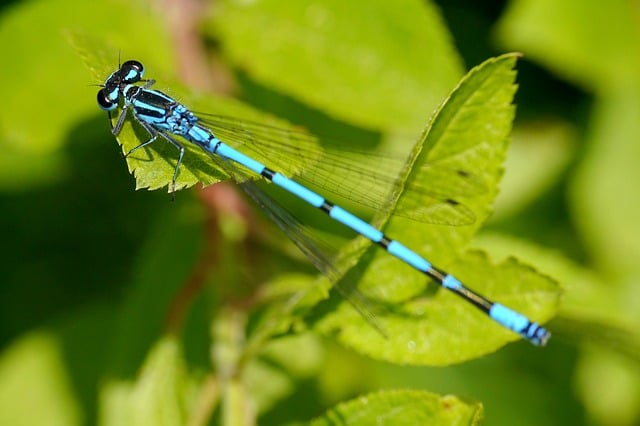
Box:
[121,60,145,82]
[97,88,117,111]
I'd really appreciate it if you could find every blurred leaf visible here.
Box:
[312,54,560,364]
[107,200,204,375]
[576,348,640,425]
[99,337,197,426]
[305,389,483,426]
[570,92,640,279]
[496,0,640,92]
[244,333,324,415]
[492,120,575,221]
[0,332,82,426]
[496,1,640,281]
[209,0,464,131]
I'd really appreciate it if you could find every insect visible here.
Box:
[97,59,550,346]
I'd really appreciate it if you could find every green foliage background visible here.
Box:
[0,0,638,425]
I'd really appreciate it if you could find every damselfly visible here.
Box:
[97,60,550,346]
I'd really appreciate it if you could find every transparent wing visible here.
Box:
[197,112,486,226]
[208,151,386,335]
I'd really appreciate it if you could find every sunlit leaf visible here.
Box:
[306,390,482,426]
[312,54,560,364]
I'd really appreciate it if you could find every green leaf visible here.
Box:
[312,54,560,364]
[99,337,197,426]
[496,0,640,282]
[496,0,640,92]
[106,203,204,375]
[0,332,82,426]
[493,120,575,221]
[305,389,483,426]
[209,0,463,131]
[244,333,324,415]
[570,92,640,278]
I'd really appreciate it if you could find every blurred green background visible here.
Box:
[1,0,639,425]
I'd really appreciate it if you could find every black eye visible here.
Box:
[122,59,143,72]
[120,60,145,83]
[97,88,117,111]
